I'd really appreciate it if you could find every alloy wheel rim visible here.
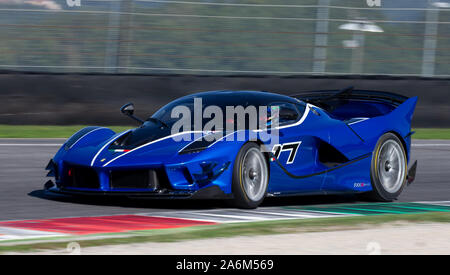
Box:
[242,148,268,201]
[378,140,406,193]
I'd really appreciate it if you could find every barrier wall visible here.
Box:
[0,72,448,127]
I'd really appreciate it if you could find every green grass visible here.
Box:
[0,126,449,139]
[0,125,133,138]
[1,212,450,253]
[412,128,450,140]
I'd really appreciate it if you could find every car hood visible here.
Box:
[61,127,212,168]
[110,122,172,149]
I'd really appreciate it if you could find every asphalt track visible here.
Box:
[0,138,449,221]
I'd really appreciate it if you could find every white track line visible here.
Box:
[183,212,269,221]
[412,144,450,147]
[0,144,62,146]
[143,214,232,223]
[416,201,450,206]
[0,227,68,241]
[146,208,352,224]
[241,210,339,218]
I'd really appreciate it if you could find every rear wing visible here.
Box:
[291,86,409,108]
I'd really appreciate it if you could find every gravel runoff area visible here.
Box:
[19,223,450,255]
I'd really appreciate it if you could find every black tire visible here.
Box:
[367,133,407,201]
[230,143,269,209]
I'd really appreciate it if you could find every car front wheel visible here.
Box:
[230,143,269,209]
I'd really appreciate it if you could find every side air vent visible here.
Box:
[318,141,349,168]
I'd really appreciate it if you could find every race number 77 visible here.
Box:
[272,141,301,164]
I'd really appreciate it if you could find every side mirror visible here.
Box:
[121,103,135,116]
[120,103,144,123]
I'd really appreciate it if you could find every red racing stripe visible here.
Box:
[0,215,215,235]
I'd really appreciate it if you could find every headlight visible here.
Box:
[178,133,223,155]
[179,138,215,155]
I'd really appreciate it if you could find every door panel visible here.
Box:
[267,105,367,194]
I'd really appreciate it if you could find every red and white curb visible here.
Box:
[1,201,449,243]
[0,208,346,242]
[0,227,68,241]
[144,208,347,223]
[0,215,215,242]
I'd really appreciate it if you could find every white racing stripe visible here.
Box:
[102,130,205,167]
[1,143,449,147]
[68,127,107,150]
[90,130,132,166]
[177,134,206,153]
[0,142,450,149]
[253,103,311,133]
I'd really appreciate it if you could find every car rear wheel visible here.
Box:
[230,143,269,209]
[368,133,407,201]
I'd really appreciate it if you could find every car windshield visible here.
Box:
[150,92,305,130]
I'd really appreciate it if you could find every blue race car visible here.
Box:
[45,87,418,208]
